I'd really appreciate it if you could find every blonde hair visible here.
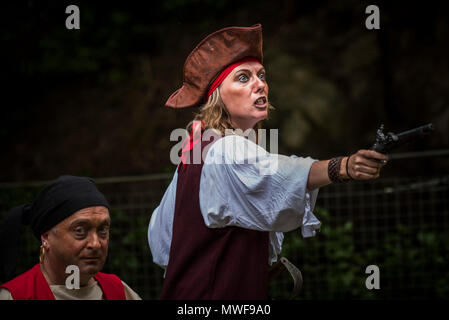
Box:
[187,89,274,135]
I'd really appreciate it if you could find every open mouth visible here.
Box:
[254,96,267,109]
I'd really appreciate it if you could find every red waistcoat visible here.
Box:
[161,137,269,300]
[1,263,126,300]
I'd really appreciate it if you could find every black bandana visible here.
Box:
[0,175,110,282]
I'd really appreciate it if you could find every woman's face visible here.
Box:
[219,61,269,131]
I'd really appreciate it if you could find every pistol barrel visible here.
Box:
[372,123,435,154]
[396,123,435,143]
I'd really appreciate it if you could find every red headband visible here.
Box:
[206,57,261,100]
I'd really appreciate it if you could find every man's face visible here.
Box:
[44,206,110,279]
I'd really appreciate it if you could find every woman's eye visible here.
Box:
[238,74,248,82]
[258,73,266,81]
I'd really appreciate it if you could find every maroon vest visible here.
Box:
[161,137,269,299]
[1,263,127,300]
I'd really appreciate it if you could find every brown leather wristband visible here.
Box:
[328,156,350,183]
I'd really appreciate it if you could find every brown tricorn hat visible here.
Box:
[165,24,263,109]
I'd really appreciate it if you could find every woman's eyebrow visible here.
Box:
[234,68,265,74]
[234,68,251,74]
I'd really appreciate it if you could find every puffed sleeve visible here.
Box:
[199,135,321,235]
[148,170,178,269]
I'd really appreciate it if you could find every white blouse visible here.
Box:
[148,134,321,268]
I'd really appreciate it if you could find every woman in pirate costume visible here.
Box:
[148,24,388,299]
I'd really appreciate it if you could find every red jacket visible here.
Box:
[1,264,126,300]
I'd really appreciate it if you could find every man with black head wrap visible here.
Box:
[0,175,141,300]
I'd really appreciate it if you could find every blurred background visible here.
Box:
[1,0,448,299]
